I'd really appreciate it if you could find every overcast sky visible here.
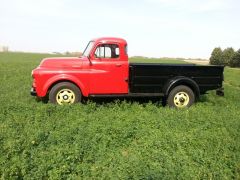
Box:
[0,0,239,59]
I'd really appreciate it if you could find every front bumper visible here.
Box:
[30,87,37,96]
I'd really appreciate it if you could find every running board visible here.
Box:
[89,93,164,98]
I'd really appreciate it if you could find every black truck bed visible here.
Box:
[129,63,224,94]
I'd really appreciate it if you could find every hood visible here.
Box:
[39,57,86,68]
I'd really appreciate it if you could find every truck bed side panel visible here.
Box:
[129,63,224,94]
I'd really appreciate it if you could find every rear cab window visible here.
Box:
[125,45,128,55]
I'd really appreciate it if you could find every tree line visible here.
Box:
[210,47,240,67]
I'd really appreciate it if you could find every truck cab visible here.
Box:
[83,38,129,94]
[31,37,224,108]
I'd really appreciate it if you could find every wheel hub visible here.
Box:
[179,97,185,103]
[56,89,75,105]
[63,95,68,100]
[173,92,189,108]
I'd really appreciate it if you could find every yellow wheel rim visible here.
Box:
[173,91,189,108]
[56,89,75,105]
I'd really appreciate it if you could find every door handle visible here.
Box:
[115,63,122,67]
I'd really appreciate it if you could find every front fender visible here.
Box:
[163,76,200,98]
[39,74,88,97]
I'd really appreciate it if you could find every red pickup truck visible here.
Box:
[31,37,224,108]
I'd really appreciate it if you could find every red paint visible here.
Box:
[31,37,129,97]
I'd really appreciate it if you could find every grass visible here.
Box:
[224,68,240,88]
[129,57,189,64]
[0,52,239,179]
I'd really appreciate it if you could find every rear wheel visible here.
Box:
[49,82,81,105]
[167,85,195,108]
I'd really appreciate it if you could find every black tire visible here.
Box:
[49,82,81,105]
[167,85,195,108]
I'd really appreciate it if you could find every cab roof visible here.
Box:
[92,37,127,44]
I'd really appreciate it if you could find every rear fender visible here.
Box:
[163,76,200,98]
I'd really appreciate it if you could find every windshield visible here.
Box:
[82,41,95,57]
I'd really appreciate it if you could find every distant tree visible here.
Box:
[210,47,223,65]
[222,47,235,66]
[229,49,240,67]
[65,51,70,55]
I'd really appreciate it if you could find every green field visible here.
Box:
[0,52,239,179]
[130,57,189,64]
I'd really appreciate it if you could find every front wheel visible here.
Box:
[167,85,195,108]
[49,82,81,105]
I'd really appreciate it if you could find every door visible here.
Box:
[89,43,129,94]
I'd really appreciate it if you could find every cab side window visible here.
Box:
[94,44,119,59]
